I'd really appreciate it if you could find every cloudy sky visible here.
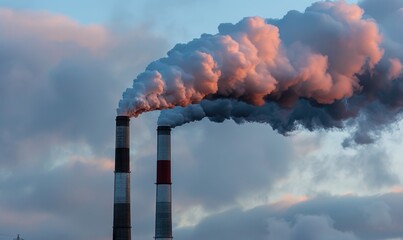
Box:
[1,0,403,239]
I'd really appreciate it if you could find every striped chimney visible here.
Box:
[155,126,173,240]
[113,116,131,240]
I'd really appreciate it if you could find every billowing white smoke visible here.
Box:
[118,0,403,144]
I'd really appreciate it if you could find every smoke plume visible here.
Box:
[118,0,403,144]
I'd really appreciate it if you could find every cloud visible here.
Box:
[0,7,168,240]
[0,8,168,168]
[0,8,108,50]
[0,158,114,240]
[304,145,400,190]
[267,215,359,240]
[360,0,403,23]
[175,192,403,240]
[171,121,294,210]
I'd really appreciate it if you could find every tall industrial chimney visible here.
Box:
[155,126,173,240]
[113,116,131,240]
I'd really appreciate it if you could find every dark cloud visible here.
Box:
[267,215,359,240]
[285,193,403,240]
[175,192,403,240]
[175,206,272,240]
[0,161,113,240]
[360,0,403,22]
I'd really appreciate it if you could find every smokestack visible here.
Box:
[113,116,131,240]
[155,126,173,240]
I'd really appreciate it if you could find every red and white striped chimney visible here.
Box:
[155,126,173,240]
[113,116,131,240]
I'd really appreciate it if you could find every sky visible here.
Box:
[0,0,403,240]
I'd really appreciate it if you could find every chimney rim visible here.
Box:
[116,115,130,121]
[157,125,171,131]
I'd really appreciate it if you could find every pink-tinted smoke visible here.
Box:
[118,0,403,144]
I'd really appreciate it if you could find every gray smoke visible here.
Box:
[118,0,403,144]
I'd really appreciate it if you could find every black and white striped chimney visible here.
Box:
[113,116,131,240]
